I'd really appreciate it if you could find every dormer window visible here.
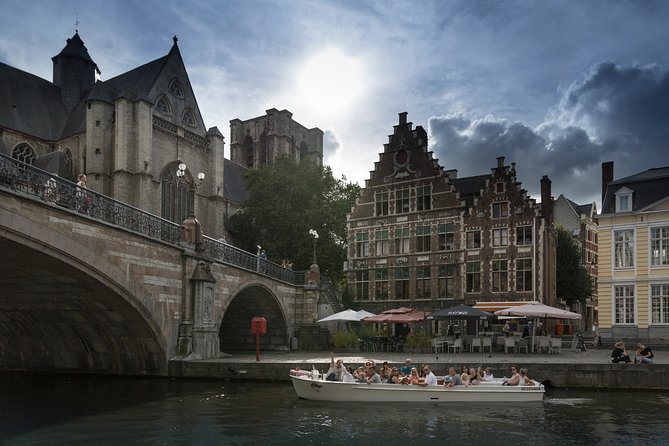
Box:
[615,187,633,212]
[168,78,184,98]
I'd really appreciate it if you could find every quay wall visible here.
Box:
[169,360,669,390]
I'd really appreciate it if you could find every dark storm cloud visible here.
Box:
[429,62,669,206]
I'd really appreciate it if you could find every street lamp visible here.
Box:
[176,163,205,187]
[309,229,319,263]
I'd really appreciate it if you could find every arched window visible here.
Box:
[168,78,184,98]
[161,163,194,224]
[243,134,254,168]
[299,141,309,160]
[259,130,267,166]
[181,108,196,127]
[12,143,37,165]
[155,95,172,115]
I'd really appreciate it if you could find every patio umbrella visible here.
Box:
[317,309,376,323]
[362,307,430,324]
[426,304,492,320]
[494,302,582,319]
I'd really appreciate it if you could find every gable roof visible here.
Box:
[105,54,169,98]
[223,159,249,205]
[602,166,669,213]
[451,174,488,207]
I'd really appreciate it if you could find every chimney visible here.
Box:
[540,175,553,223]
[497,156,505,168]
[399,112,408,125]
[602,161,614,205]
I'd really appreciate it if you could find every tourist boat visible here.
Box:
[290,371,544,403]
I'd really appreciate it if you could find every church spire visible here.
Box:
[52,32,100,111]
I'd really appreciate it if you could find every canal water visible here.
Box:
[1,374,668,445]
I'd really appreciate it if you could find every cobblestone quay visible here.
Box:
[169,345,669,389]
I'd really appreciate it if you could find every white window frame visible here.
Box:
[613,228,635,269]
[650,226,669,267]
[651,283,669,325]
[615,187,632,213]
[492,227,509,247]
[613,284,636,325]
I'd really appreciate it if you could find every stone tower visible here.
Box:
[51,32,100,111]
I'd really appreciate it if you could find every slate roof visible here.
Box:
[51,32,100,74]
[565,196,595,218]
[0,62,69,140]
[223,159,249,204]
[451,174,489,207]
[602,166,669,213]
[105,54,169,98]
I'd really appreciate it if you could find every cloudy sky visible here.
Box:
[2,0,668,208]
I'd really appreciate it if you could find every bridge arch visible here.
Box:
[0,205,168,375]
[218,282,289,352]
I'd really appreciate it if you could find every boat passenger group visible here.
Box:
[322,353,536,387]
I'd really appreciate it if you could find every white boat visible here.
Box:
[290,373,544,403]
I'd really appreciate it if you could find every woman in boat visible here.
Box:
[468,368,481,385]
[502,365,521,386]
[388,368,403,384]
[409,367,421,385]
[519,368,536,386]
[461,372,470,387]
[483,367,494,381]
[476,367,485,381]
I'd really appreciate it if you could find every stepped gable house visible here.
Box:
[346,112,556,315]
[0,32,323,236]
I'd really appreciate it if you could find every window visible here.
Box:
[438,265,455,298]
[354,270,369,300]
[374,269,389,300]
[651,284,669,324]
[12,143,37,165]
[492,202,509,218]
[156,95,172,115]
[395,227,410,254]
[168,78,184,98]
[614,285,635,324]
[161,163,194,224]
[243,134,254,168]
[495,182,505,193]
[416,266,431,298]
[615,188,632,212]
[491,260,508,292]
[516,226,533,245]
[417,185,431,211]
[614,229,634,268]
[466,261,481,293]
[438,223,455,250]
[516,258,533,292]
[492,228,509,247]
[466,231,481,249]
[416,225,431,252]
[355,232,369,257]
[375,230,389,256]
[375,191,389,216]
[182,108,196,127]
[395,188,410,214]
[651,226,669,266]
[395,268,410,299]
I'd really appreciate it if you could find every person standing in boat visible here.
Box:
[325,352,346,381]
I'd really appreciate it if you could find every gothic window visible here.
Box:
[181,108,196,127]
[156,95,172,115]
[161,163,194,224]
[168,78,184,98]
[259,131,268,166]
[12,143,37,165]
[243,134,254,168]
[299,141,308,160]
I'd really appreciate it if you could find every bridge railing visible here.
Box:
[0,153,306,285]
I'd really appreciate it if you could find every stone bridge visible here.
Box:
[0,155,332,376]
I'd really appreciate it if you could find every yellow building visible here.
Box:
[598,162,669,343]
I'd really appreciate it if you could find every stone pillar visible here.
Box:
[190,261,218,359]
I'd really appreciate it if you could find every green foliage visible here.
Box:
[333,330,358,349]
[405,334,431,350]
[227,156,360,282]
[555,225,594,305]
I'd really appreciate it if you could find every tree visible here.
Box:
[227,156,360,282]
[555,225,593,305]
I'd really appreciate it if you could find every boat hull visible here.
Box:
[290,375,544,403]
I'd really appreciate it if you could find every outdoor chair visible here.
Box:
[482,337,493,353]
[432,338,445,354]
[470,337,482,353]
[539,337,551,353]
[517,337,529,354]
[551,337,562,354]
[448,338,463,353]
[504,337,516,354]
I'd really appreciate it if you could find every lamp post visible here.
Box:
[309,229,319,263]
[175,163,205,218]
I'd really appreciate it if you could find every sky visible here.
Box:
[2,0,668,209]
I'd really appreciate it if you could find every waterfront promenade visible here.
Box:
[169,344,668,389]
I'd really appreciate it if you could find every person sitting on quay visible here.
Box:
[325,352,346,381]
[502,365,521,386]
[518,368,536,386]
[417,364,438,386]
[444,367,463,388]
[635,343,654,364]
[611,341,632,363]
[400,358,413,376]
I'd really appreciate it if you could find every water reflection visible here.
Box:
[1,374,668,445]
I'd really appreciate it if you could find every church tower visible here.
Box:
[52,32,100,111]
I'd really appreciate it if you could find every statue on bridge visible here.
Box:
[180,214,202,249]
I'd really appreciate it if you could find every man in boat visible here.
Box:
[325,352,346,381]
[365,365,382,384]
[444,367,462,388]
[416,364,438,386]
[400,358,413,376]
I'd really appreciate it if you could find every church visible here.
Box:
[0,32,323,237]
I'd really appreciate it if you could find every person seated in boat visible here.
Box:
[416,364,438,386]
[325,352,346,381]
[445,367,463,388]
[365,365,382,384]
[518,368,536,386]
[388,368,403,384]
[379,361,392,382]
[502,365,521,386]
[483,367,494,381]
[355,366,367,383]
[468,368,481,385]
[400,358,413,376]
[611,341,632,363]
[635,343,654,364]
[461,372,471,387]
[408,367,421,385]
[476,366,485,381]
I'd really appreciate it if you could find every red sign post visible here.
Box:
[251,317,267,361]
